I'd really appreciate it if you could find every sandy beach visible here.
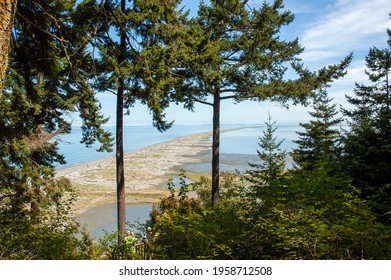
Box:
[56,127,244,214]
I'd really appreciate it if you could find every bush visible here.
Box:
[249,168,391,259]
[146,170,391,260]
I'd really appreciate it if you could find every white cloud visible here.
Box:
[92,0,389,126]
[300,0,390,62]
[327,60,369,109]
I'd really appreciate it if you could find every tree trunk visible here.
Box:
[211,91,220,206]
[116,81,125,244]
[116,0,126,245]
[386,62,390,116]
[0,0,17,94]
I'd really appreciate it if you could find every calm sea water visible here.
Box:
[77,203,153,238]
[56,124,214,169]
[62,123,301,239]
[57,124,300,170]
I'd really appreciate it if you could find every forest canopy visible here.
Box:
[0,0,390,260]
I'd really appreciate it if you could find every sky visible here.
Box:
[79,0,391,127]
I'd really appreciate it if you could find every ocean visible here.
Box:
[57,123,301,238]
[56,123,300,170]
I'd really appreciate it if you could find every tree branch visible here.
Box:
[105,3,142,59]
[189,95,213,106]
[220,95,237,100]
[16,11,69,43]
[220,88,238,93]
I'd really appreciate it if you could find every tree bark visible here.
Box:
[0,0,17,94]
[116,0,126,245]
[116,80,125,244]
[211,91,220,207]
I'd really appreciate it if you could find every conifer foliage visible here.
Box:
[81,0,186,241]
[291,88,342,170]
[247,114,286,190]
[174,0,352,206]
[1,0,390,260]
[341,34,391,221]
[0,0,112,259]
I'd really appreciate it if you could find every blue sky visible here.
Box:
[78,0,390,127]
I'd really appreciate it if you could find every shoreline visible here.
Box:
[57,127,248,214]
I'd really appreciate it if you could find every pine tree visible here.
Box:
[291,88,342,170]
[83,0,186,243]
[247,114,286,192]
[341,31,391,222]
[0,0,112,258]
[1,0,112,214]
[174,0,352,206]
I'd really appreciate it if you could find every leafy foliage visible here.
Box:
[0,177,101,260]
[250,168,390,259]
[147,172,246,259]
[147,168,391,259]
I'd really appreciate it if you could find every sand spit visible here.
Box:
[56,127,244,213]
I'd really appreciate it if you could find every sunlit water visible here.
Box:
[57,124,299,170]
[57,124,301,239]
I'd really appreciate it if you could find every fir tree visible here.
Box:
[1,0,112,215]
[291,88,342,170]
[247,113,286,193]
[83,0,186,242]
[174,0,352,206]
[0,0,112,258]
[341,32,391,222]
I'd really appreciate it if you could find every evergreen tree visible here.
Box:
[247,114,286,192]
[174,0,352,206]
[1,0,112,216]
[251,167,391,259]
[341,33,391,222]
[147,160,391,259]
[83,0,186,242]
[291,88,342,170]
[0,0,112,258]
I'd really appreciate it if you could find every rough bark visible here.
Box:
[211,92,220,207]
[0,0,17,94]
[116,79,125,244]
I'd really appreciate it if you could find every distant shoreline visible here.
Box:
[57,126,250,214]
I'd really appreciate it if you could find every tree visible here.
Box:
[250,167,391,259]
[147,164,391,259]
[85,0,186,243]
[174,0,352,206]
[291,87,342,170]
[1,0,112,214]
[247,113,286,192]
[341,33,391,222]
[0,0,17,93]
[0,0,112,258]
